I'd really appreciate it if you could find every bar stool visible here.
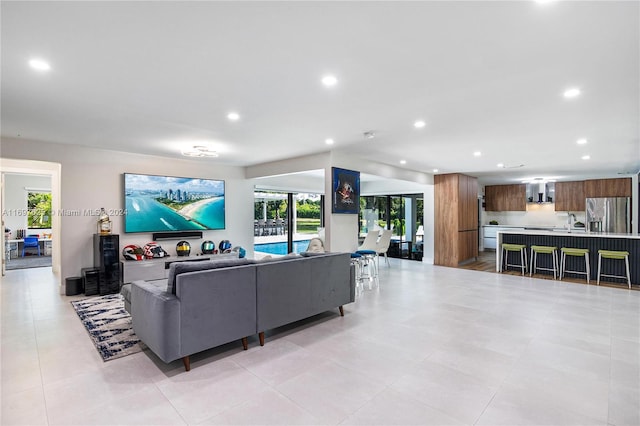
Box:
[597,250,631,289]
[560,247,590,283]
[501,243,528,276]
[530,245,559,279]
[355,249,378,289]
[350,253,363,296]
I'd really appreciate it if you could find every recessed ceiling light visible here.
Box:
[325,138,334,145]
[576,138,587,145]
[473,151,482,157]
[321,75,338,87]
[433,169,439,173]
[400,160,407,165]
[581,155,590,160]
[497,163,504,168]
[29,58,51,71]
[535,0,556,4]
[413,120,426,129]
[563,88,581,98]
[227,112,240,121]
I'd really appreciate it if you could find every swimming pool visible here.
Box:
[254,240,310,255]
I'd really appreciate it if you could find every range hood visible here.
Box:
[526,182,555,203]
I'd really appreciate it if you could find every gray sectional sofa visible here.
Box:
[127,252,354,371]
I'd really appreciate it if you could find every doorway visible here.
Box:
[1,159,61,280]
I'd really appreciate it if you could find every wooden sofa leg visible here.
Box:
[339,306,344,316]
[182,356,191,372]
[242,337,248,350]
[259,332,265,346]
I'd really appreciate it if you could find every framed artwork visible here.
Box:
[332,167,360,214]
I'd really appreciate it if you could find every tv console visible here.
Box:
[122,255,212,283]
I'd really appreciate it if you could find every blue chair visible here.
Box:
[22,237,41,257]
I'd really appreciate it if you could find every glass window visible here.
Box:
[27,192,52,229]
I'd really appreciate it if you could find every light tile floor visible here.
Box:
[1,260,639,425]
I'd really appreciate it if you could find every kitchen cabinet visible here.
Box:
[458,230,478,261]
[435,173,478,267]
[484,184,526,211]
[555,181,585,211]
[584,178,631,198]
[458,174,478,231]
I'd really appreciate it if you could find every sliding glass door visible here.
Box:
[359,193,423,260]
[254,191,323,256]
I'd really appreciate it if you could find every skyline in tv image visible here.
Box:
[124,173,225,233]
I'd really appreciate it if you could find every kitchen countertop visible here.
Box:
[483,224,587,232]
[497,229,640,239]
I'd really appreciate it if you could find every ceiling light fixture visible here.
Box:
[497,163,504,168]
[181,146,219,158]
[576,138,587,145]
[321,75,338,87]
[400,160,407,165]
[473,151,482,157]
[563,88,581,98]
[325,138,334,145]
[29,58,51,71]
[227,112,240,121]
[581,155,590,160]
[414,120,426,129]
[363,131,376,139]
[433,169,439,173]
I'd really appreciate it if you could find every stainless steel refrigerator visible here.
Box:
[586,197,631,233]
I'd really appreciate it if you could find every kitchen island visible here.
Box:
[497,229,639,287]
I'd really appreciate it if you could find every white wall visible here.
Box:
[1,137,254,281]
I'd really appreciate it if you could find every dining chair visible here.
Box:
[357,230,379,251]
[375,229,393,268]
[22,236,41,257]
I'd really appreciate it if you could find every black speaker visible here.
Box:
[94,234,121,295]
[65,276,83,296]
[152,231,203,241]
[82,267,100,296]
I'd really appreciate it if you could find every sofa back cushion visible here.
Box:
[166,257,253,294]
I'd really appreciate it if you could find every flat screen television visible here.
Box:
[124,173,225,233]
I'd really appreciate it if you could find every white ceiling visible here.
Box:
[2,1,639,185]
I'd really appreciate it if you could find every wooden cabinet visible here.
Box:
[555,178,630,211]
[484,184,526,211]
[555,181,585,211]
[458,174,478,231]
[584,178,631,198]
[458,230,478,263]
[435,173,478,267]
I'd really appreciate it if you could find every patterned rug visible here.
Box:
[71,294,145,361]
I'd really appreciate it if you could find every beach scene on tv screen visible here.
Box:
[125,174,225,232]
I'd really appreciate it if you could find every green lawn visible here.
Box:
[297,218,321,233]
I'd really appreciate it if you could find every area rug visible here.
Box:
[71,294,145,361]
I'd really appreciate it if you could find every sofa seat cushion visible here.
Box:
[166,257,253,294]
[121,278,167,303]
